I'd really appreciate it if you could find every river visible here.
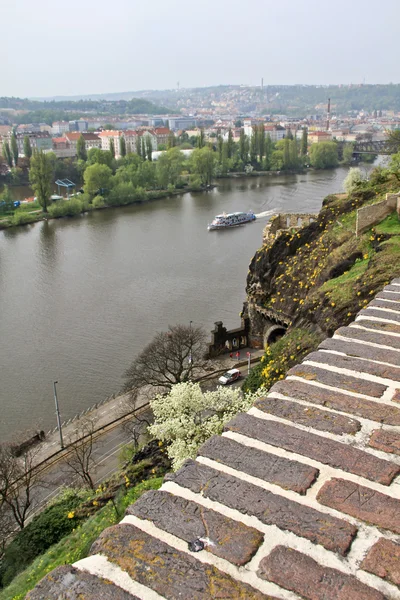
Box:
[0,167,352,440]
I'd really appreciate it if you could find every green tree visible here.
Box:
[342,143,354,165]
[11,134,18,166]
[109,138,115,158]
[270,150,284,170]
[76,134,87,161]
[227,128,234,159]
[135,135,141,156]
[0,185,14,213]
[190,146,216,186]
[156,147,185,188]
[119,136,126,157]
[141,138,147,161]
[87,148,113,168]
[167,132,176,149]
[250,127,258,163]
[301,128,308,156]
[386,129,400,154]
[239,129,249,163]
[286,129,293,140]
[146,137,153,161]
[388,151,400,181]
[83,163,112,197]
[289,138,299,169]
[2,141,13,168]
[258,124,265,164]
[29,151,54,212]
[283,138,290,169]
[264,134,273,170]
[217,135,223,163]
[309,142,339,169]
[197,128,205,149]
[23,136,32,160]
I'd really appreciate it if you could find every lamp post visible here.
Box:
[53,381,64,449]
[247,351,251,375]
[188,321,193,364]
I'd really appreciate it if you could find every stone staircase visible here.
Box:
[28,280,400,600]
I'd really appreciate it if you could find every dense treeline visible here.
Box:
[0,97,171,124]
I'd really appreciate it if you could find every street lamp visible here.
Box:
[53,381,64,449]
[188,321,193,364]
[247,351,251,375]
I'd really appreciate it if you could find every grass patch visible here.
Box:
[0,477,162,600]
[374,212,400,235]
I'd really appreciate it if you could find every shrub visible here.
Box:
[0,490,84,587]
[48,198,83,218]
[11,211,38,226]
[189,175,202,191]
[92,195,105,208]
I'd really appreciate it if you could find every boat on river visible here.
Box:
[208,211,256,230]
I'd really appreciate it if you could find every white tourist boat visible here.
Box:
[207,211,256,230]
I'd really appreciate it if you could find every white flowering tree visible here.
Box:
[343,167,365,194]
[149,382,260,471]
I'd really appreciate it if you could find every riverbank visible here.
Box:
[0,183,216,231]
[217,168,305,178]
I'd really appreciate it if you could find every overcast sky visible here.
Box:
[3,0,399,98]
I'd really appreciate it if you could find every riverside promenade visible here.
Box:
[28,279,400,600]
[31,348,265,470]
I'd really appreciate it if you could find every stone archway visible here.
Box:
[264,325,287,346]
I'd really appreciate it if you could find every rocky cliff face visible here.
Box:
[244,186,400,346]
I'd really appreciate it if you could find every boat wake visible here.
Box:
[255,209,276,219]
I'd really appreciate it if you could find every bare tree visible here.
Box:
[0,443,41,530]
[123,324,208,404]
[63,419,97,490]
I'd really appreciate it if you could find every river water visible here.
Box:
[0,168,351,440]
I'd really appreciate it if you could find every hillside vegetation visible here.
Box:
[243,161,400,391]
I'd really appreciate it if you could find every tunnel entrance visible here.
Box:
[264,326,287,345]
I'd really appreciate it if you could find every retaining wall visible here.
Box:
[356,192,400,235]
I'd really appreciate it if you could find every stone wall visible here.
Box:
[356,192,400,236]
[263,212,318,244]
[28,279,400,600]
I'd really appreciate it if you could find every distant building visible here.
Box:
[148,117,167,127]
[52,137,69,150]
[68,120,88,132]
[168,116,197,131]
[153,127,171,146]
[51,121,70,136]
[264,125,286,142]
[308,131,332,144]
[11,131,52,155]
[65,132,101,153]
[98,130,123,155]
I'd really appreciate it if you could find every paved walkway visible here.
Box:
[28,280,400,599]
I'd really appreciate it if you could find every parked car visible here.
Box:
[218,368,241,385]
